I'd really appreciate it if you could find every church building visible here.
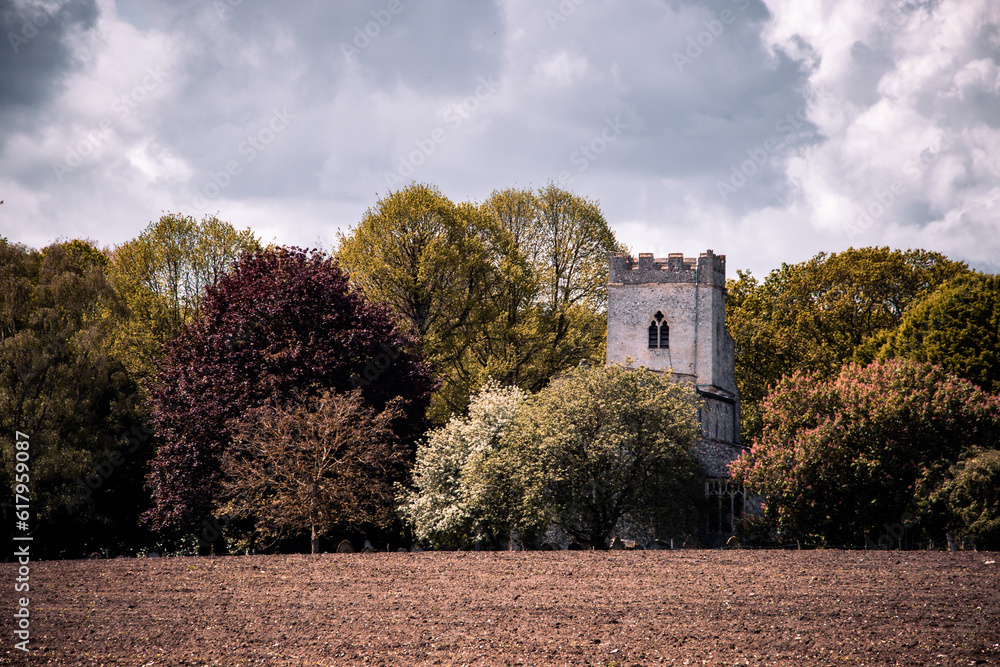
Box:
[606,250,745,535]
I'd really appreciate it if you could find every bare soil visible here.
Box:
[2,550,999,666]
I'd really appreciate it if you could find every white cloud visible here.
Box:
[531,51,590,87]
[0,0,997,279]
[125,140,191,184]
[756,0,1000,260]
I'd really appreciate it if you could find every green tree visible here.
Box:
[337,185,493,420]
[107,213,259,384]
[484,363,703,548]
[938,449,1000,550]
[219,389,407,554]
[0,239,152,558]
[727,247,969,442]
[730,359,1000,546]
[398,381,526,549]
[338,183,625,422]
[879,273,999,394]
[479,185,626,389]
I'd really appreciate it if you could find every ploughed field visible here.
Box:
[2,550,999,666]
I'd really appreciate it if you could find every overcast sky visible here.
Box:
[1,0,998,279]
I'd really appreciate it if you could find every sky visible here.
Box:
[1,0,998,279]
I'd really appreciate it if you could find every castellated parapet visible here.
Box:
[608,250,727,287]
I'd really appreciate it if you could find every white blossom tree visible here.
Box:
[398,381,525,548]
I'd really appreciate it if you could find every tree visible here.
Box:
[730,359,1000,546]
[484,363,703,548]
[218,389,407,554]
[336,184,494,420]
[107,213,259,385]
[337,183,625,421]
[143,247,437,541]
[939,449,1000,550]
[478,186,626,390]
[879,273,999,394]
[398,381,526,549]
[727,247,969,443]
[0,239,152,558]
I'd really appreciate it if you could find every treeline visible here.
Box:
[2,188,998,556]
[0,217,259,557]
[727,248,1000,549]
[0,184,626,557]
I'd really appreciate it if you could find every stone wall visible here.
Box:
[606,249,744,493]
[606,249,737,398]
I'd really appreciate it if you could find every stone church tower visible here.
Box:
[606,250,744,534]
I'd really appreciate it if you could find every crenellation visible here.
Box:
[608,250,726,286]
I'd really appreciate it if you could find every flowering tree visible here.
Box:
[493,363,703,548]
[398,381,526,549]
[730,359,1000,545]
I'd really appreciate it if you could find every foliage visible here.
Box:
[143,247,437,537]
[726,247,969,442]
[219,389,407,554]
[337,183,625,422]
[398,381,526,549]
[478,185,625,388]
[107,213,259,385]
[879,272,999,394]
[0,239,153,557]
[483,364,703,548]
[730,359,1000,545]
[938,449,1000,550]
[336,185,493,419]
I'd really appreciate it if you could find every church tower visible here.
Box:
[606,250,743,534]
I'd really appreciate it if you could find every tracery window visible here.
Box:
[648,311,668,349]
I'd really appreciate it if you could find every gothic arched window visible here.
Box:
[648,311,669,349]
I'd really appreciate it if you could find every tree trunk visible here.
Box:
[311,523,319,554]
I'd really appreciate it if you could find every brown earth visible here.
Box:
[2,550,999,666]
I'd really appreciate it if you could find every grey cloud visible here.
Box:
[0,0,99,115]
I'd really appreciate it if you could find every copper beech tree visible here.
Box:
[143,247,436,547]
[219,390,407,554]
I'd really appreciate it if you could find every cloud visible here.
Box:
[759,0,1000,258]
[0,0,997,280]
[0,0,100,120]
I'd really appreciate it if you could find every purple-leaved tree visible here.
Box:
[143,247,437,542]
